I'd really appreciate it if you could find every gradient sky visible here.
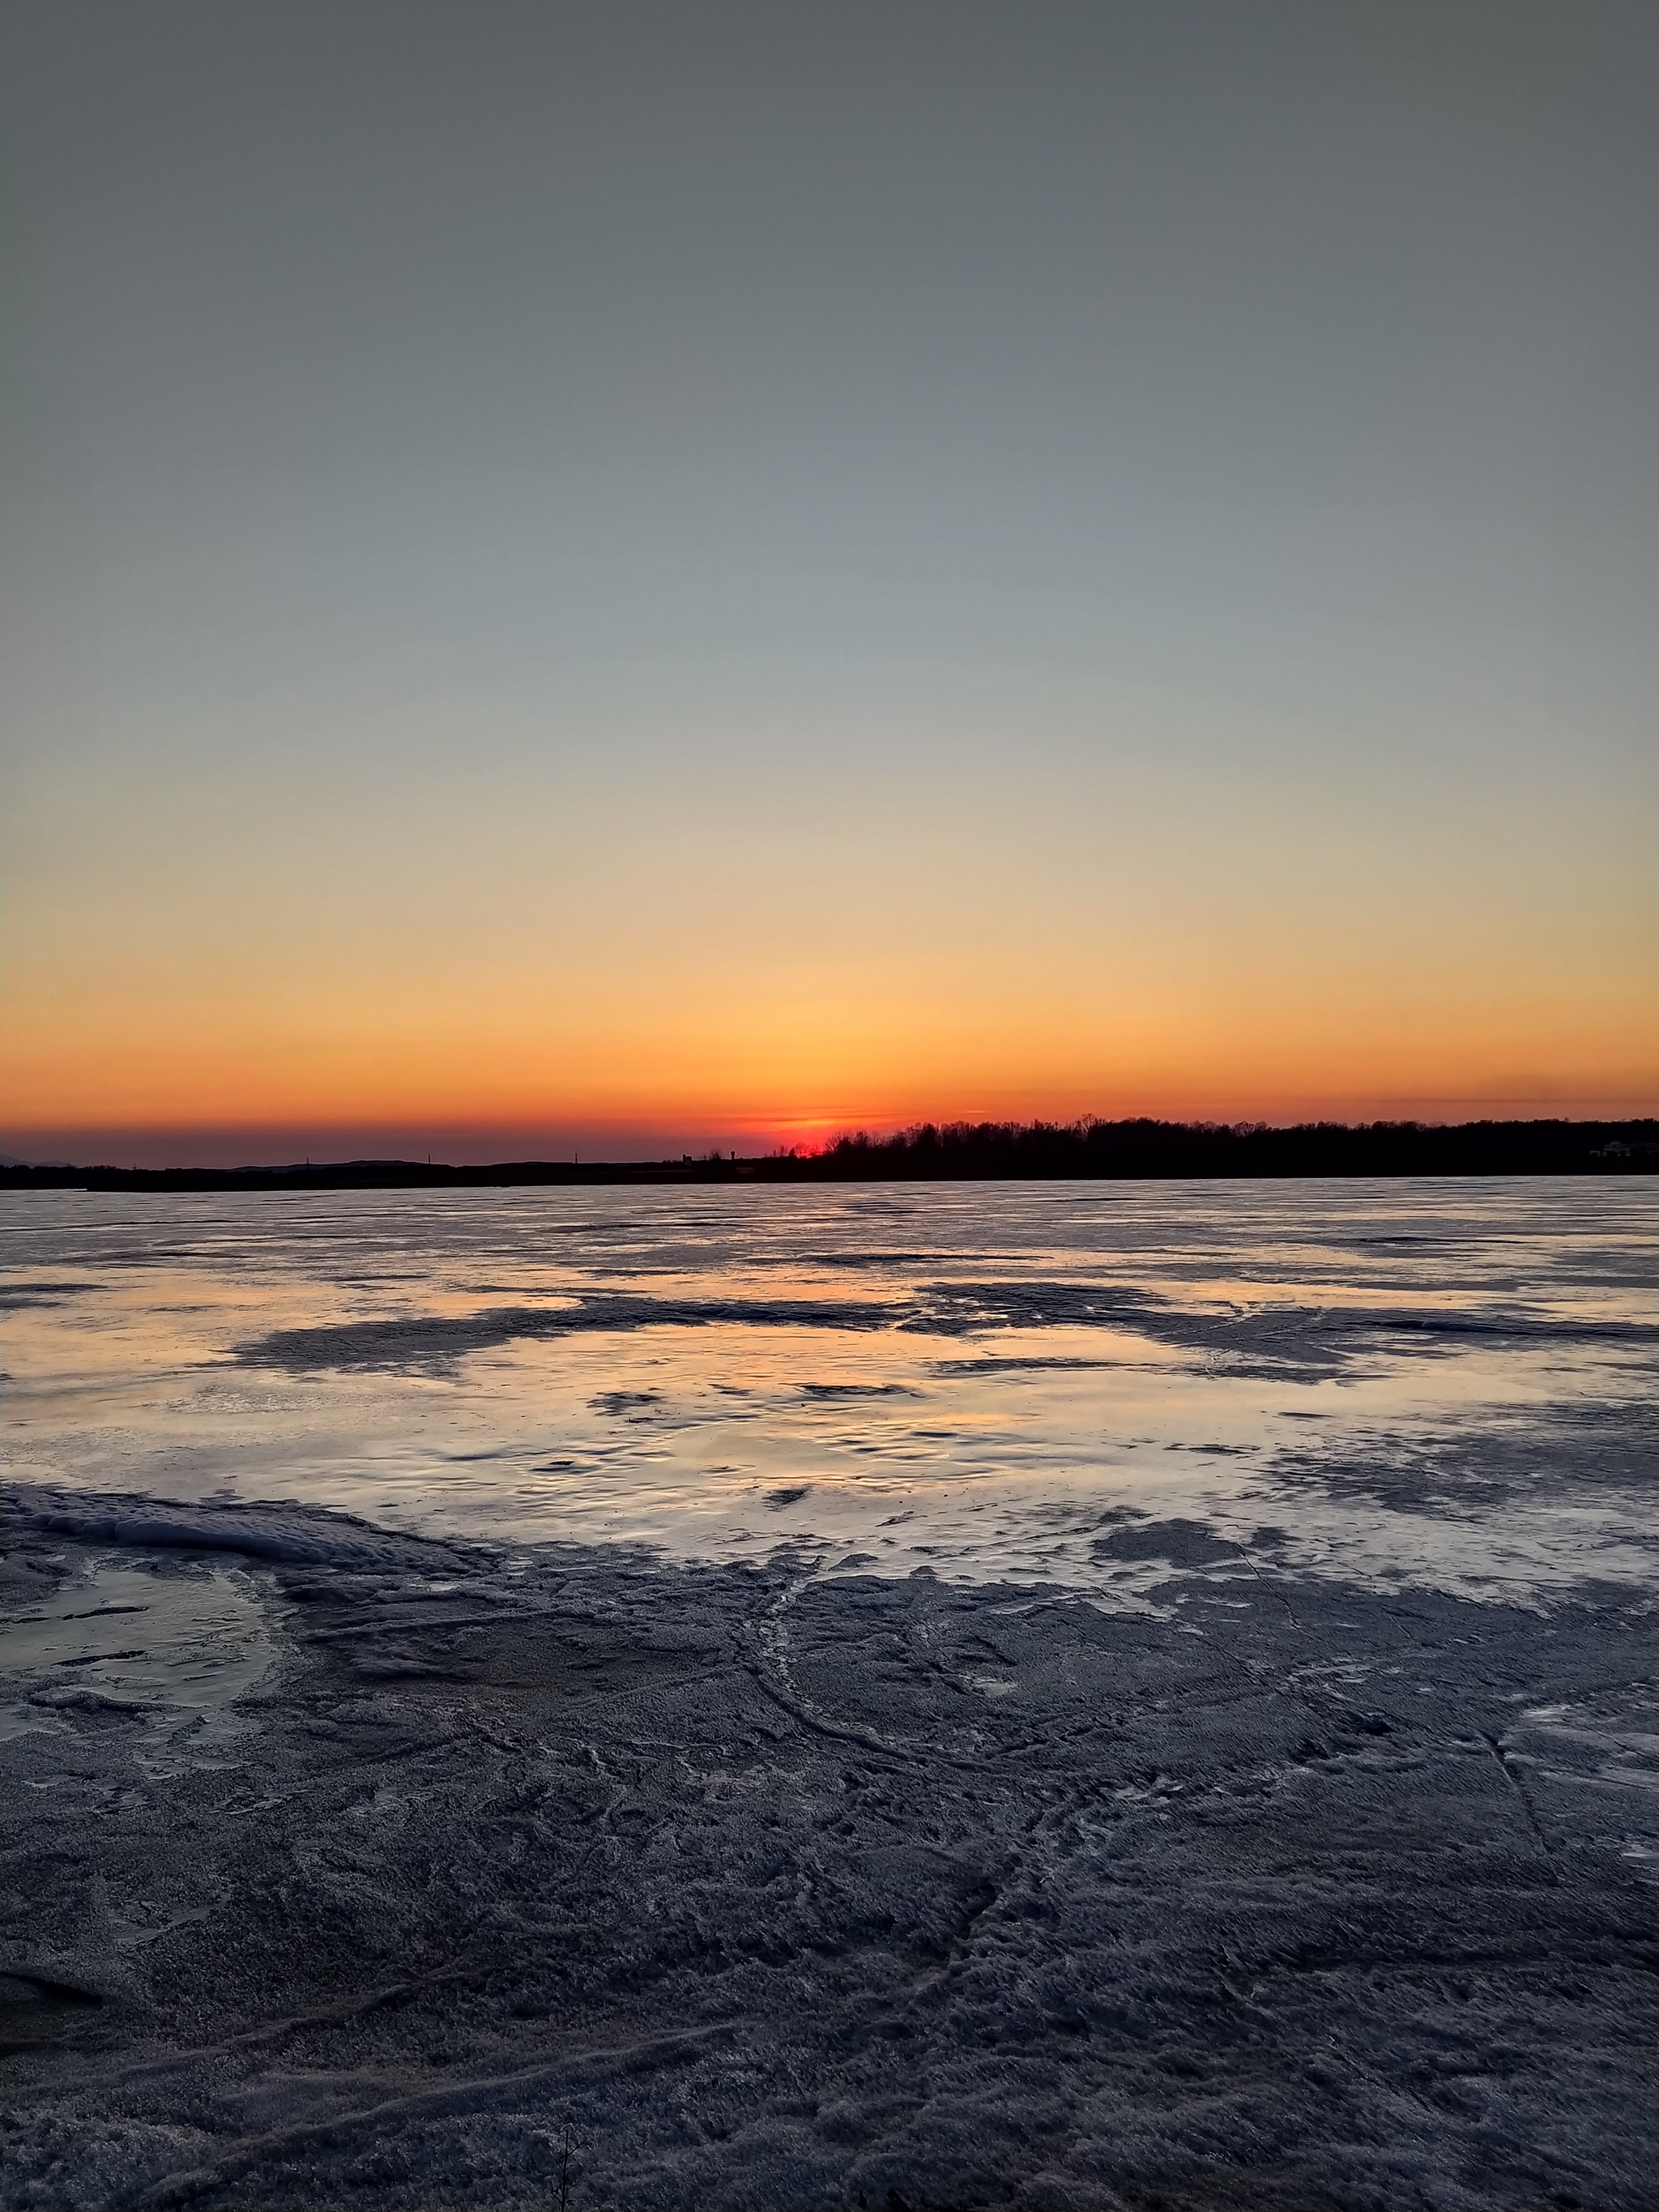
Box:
[2,0,1655,1164]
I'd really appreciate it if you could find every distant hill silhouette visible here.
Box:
[2,1117,1653,1189]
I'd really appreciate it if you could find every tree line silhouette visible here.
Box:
[2,1117,1653,1189]
[780,1116,1657,1179]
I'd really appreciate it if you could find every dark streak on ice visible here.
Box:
[233,1280,1655,1382]
[5,1489,475,1574]
[237,1296,896,1373]
[798,1383,921,1401]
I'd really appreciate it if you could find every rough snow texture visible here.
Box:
[2,1484,1654,2211]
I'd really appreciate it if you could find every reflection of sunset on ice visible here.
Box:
[3,1181,1651,1596]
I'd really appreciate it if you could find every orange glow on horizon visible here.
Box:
[5,953,1656,1165]
[5,702,1653,1166]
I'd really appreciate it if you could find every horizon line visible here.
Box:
[6,1111,1657,1180]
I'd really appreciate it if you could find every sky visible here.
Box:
[2,0,1654,1165]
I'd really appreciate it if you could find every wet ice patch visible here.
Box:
[2,1558,271,1747]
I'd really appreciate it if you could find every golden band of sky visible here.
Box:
[4,694,1655,1163]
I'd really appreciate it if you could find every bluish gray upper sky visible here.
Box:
[2,1,1654,1155]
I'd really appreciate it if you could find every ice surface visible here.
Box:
[1,1183,1653,2207]
[1,1489,1653,2210]
[1,1181,1651,1599]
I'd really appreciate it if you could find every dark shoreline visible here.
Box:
[4,1115,1655,1191]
